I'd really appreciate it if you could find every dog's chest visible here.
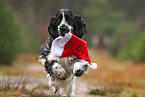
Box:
[56,55,77,73]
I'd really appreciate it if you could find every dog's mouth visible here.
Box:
[59,25,69,36]
[58,25,72,36]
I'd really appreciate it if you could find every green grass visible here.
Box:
[32,84,50,90]
[90,86,123,96]
[90,88,106,96]
[131,92,140,97]
[30,92,61,97]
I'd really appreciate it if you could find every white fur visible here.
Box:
[43,54,90,96]
[73,60,89,74]
[39,42,97,96]
[58,12,73,35]
[39,58,46,65]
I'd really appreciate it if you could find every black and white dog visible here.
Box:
[37,9,96,96]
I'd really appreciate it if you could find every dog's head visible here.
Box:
[48,9,87,39]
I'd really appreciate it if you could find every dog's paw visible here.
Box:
[51,62,67,80]
[73,60,89,76]
[74,69,84,76]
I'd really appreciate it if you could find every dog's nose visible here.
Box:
[60,25,69,36]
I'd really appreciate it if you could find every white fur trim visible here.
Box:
[89,63,97,70]
[51,32,72,57]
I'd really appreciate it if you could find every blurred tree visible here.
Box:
[8,0,40,53]
[109,0,145,62]
[110,0,145,20]
[83,0,145,62]
[83,0,125,46]
[0,0,21,64]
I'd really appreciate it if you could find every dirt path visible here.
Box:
[0,62,98,97]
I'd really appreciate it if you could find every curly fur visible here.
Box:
[48,9,87,39]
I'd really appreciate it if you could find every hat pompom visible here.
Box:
[89,63,97,70]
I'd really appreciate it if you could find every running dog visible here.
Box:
[37,9,97,96]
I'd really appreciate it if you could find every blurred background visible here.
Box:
[0,0,145,96]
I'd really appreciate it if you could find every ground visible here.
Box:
[0,49,145,97]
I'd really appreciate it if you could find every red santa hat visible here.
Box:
[51,32,97,70]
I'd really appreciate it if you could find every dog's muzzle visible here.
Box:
[59,25,70,36]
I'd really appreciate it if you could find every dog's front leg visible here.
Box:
[66,75,76,97]
[46,54,67,80]
[60,74,76,97]
[53,86,61,96]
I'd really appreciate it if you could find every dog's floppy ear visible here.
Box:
[73,15,87,38]
[48,16,59,39]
